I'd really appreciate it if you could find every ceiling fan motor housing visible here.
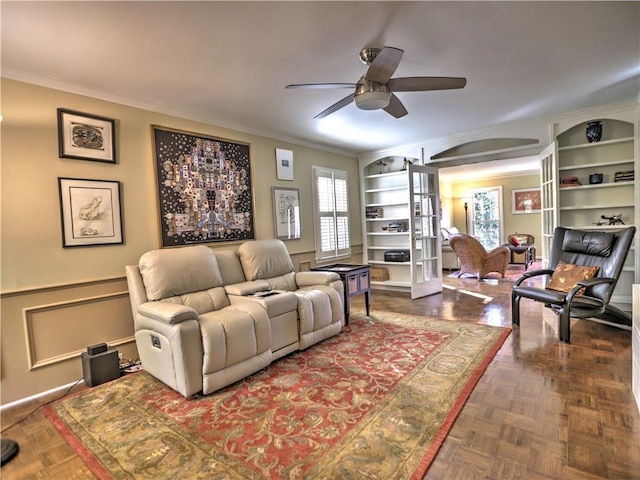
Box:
[359,47,381,65]
[355,76,391,110]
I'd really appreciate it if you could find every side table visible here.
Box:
[504,244,536,270]
[311,264,371,324]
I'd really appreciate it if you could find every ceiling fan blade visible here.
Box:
[286,83,356,89]
[384,94,408,119]
[314,93,356,119]
[388,77,467,92]
[366,46,404,84]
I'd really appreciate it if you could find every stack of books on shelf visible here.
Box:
[365,207,383,218]
[560,176,581,187]
[614,171,634,182]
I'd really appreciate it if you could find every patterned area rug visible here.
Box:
[448,260,543,281]
[45,312,510,480]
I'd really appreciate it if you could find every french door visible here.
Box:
[539,142,558,268]
[408,164,443,299]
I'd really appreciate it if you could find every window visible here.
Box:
[470,186,503,249]
[312,166,351,261]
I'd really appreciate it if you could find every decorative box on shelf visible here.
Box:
[370,266,389,281]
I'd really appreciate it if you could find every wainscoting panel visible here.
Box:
[24,292,134,370]
[1,277,138,405]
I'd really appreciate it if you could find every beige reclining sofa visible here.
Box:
[125,239,344,397]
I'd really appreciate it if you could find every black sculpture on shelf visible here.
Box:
[601,214,625,225]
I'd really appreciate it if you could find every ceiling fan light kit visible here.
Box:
[355,91,391,110]
[286,45,467,119]
[355,78,391,110]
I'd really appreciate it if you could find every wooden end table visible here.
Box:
[311,264,371,324]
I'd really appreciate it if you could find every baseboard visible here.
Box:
[0,379,85,412]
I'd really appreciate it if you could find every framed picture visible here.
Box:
[512,188,541,214]
[275,148,294,181]
[152,126,254,247]
[58,178,123,247]
[57,108,116,163]
[272,187,301,240]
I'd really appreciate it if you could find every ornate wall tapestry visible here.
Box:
[152,126,254,247]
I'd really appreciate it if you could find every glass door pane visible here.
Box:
[539,142,557,269]
[470,187,503,249]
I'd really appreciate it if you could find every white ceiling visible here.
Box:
[2,1,639,156]
[438,155,539,182]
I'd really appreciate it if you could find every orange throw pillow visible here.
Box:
[546,261,599,295]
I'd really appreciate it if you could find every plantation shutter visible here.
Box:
[312,166,351,261]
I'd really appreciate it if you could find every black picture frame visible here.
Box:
[57,108,116,163]
[58,177,124,247]
[151,126,255,247]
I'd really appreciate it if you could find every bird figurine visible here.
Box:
[601,214,624,225]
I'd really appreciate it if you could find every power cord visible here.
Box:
[1,377,84,435]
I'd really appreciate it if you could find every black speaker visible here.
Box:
[81,347,120,387]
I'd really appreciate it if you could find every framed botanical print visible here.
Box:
[272,187,300,240]
[58,177,123,247]
[512,188,541,214]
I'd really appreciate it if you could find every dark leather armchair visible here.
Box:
[512,226,635,343]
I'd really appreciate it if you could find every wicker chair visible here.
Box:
[449,234,510,279]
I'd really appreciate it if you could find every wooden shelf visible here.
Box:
[558,136,634,151]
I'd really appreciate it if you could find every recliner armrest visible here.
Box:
[224,280,271,296]
[295,271,340,286]
[137,302,198,324]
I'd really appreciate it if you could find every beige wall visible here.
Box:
[1,79,361,404]
[442,173,542,247]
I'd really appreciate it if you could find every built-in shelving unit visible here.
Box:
[360,155,443,298]
[363,166,412,287]
[555,116,637,306]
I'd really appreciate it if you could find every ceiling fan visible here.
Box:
[286,46,467,119]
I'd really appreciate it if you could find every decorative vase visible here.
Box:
[586,121,602,143]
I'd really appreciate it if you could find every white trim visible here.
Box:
[0,379,85,412]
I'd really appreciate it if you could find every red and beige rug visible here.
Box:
[45,311,510,480]
[448,260,543,281]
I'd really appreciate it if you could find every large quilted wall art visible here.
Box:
[152,126,254,247]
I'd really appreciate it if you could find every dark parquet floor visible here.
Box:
[2,268,639,479]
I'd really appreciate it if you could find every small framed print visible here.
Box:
[57,108,116,163]
[272,186,301,240]
[275,148,294,180]
[58,177,123,247]
[512,187,541,214]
